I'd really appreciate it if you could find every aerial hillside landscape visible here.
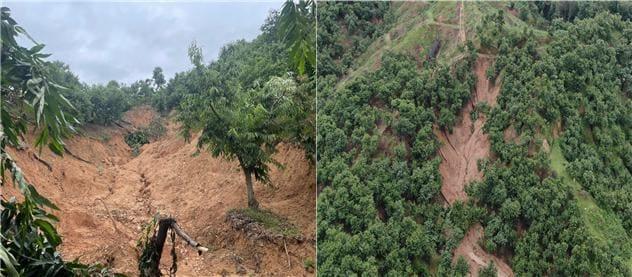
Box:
[317,2,631,276]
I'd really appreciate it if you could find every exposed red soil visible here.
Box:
[453,224,514,277]
[437,57,499,205]
[4,106,315,276]
[436,56,513,276]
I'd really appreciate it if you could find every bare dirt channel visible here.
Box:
[436,56,513,276]
[5,106,316,276]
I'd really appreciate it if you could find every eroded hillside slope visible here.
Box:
[4,106,316,276]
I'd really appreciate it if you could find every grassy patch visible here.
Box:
[550,140,631,267]
[303,258,315,273]
[230,208,301,239]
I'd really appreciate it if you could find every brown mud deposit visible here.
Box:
[4,106,315,276]
[437,57,499,205]
[436,57,513,276]
[453,224,514,277]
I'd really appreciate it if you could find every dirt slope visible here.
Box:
[5,106,316,276]
[436,57,513,276]
[437,57,499,205]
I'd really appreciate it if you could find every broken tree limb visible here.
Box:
[113,121,126,129]
[170,220,209,254]
[283,239,291,269]
[119,119,133,125]
[64,148,91,164]
[32,152,52,171]
[97,198,126,237]
[140,216,208,277]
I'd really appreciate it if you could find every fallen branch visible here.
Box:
[120,119,133,125]
[113,121,126,129]
[64,148,91,164]
[139,216,208,277]
[97,198,125,237]
[32,152,52,171]
[283,239,291,269]
[170,220,209,254]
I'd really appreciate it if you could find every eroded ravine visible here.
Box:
[5,106,316,276]
[436,57,513,276]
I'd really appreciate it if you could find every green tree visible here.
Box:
[152,66,165,89]
[479,262,498,277]
[181,72,300,209]
[454,256,470,276]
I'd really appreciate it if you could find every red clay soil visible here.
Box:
[436,57,513,276]
[437,57,499,205]
[3,106,315,276]
[453,224,514,277]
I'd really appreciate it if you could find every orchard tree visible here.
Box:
[179,42,300,208]
[152,66,165,89]
[192,77,299,209]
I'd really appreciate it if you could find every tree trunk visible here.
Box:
[244,169,259,209]
[140,217,208,277]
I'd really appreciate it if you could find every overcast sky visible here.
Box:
[6,1,282,85]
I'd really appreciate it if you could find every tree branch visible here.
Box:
[64,148,91,164]
[31,152,52,171]
[170,221,209,254]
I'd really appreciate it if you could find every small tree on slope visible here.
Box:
[201,77,298,209]
[179,44,300,209]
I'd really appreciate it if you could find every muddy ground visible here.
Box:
[436,54,513,276]
[4,106,316,276]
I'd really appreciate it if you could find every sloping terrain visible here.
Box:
[437,56,499,205]
[5,106,315,276]
[336,2,512,275]
[318,1,631,276]
[438,56,512,277]
[318,1,514,275]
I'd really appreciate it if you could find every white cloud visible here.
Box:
[5,1,282,84]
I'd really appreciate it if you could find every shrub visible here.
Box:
[124,118,166,156]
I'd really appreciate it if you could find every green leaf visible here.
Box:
[34,219,61,246]
[28,185,59,210]
[29,43,45,53]
[0,245,19,277]
[48,138,64,156]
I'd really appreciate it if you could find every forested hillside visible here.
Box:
[317,2,632,276]
[1,2,315,275]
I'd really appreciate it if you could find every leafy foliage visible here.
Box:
[317,1,392,78]
[171,6,314,209]
[468,7,632,276]
[124,118,166,156]
[317,2,481,274]
[152,67,165,90]
[1,7,118,275]
[279,0,316,76]
[317,2,632,276]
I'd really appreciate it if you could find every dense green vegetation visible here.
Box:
[470,6,632,275]
[46,61,167,126]
[162,2,315,210]
[317,2,484,275]
[124,118,166,156]
[317,1,631,276]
